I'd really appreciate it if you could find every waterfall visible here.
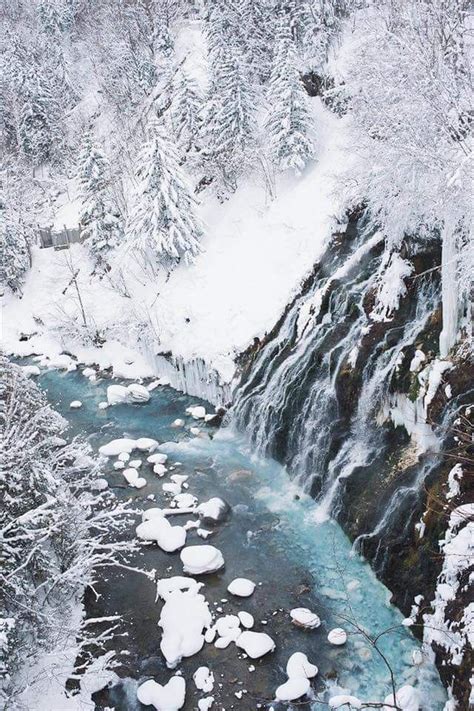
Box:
[233,214,443,578]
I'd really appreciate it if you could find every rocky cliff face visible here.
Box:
[233,214,473,707]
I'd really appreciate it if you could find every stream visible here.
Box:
[36,366,447,710]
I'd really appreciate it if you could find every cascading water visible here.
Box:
[233,213,443,586]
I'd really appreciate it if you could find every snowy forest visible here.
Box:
[1,1,473,711]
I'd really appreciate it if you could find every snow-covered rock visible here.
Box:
[136,437,158,451]
[70,400,82,409]
[22,365,40,377]
[236,631,275,659]
[197,498,230,525]
[186,405,206,419]
[136,517,186,553]
[173,493,197,509]
[227,578,255,597]
[127,383,150,403]
[82,367,95,377]
[157,576,212,668]
[113,461,125,470]
[163,482,182,496]
[193,666,214,693]
[106,384,130,405]
[133,477,147,489]
[154,463,168,477]
[129,459,142,468]
[148,453,168,464]
[98,401,108,410]
[204,413,222,426]
[329,694,362,709]
[136,677,185,711]
[327,628,347,645]
[238,611,254,629]
[99,437,136,456]
[383,685,420,711]
[204,627,216,644]
[123,468,139,485]
[180,545,225,575]
[44,354,76,371]
[275,678,310,702]
[286,652,318,679]
[156,576,202,599]
[197,528,212,539]
[172,418,185,428]
[198,697,214,711]
[214,635,233,649]
[118,452,130,462]
[290,607,321,629]
[215,615,240,638]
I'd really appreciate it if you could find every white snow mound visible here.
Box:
[136,676,185,711]
[290,607,321,629]
[275,677,310,702]
[180,545,224,575]
[327,628,347,645]
[286,652,318,679]
[236,631,275,659]
[157,577,212,668]
[136,518,186,553]
[383,685,420,711]
[227,578,255,597]
[193,666,214,693]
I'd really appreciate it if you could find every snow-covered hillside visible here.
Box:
[3,102,350,397]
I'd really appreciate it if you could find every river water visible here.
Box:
[36,367,446,710]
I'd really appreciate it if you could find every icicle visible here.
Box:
[439,224,459,357]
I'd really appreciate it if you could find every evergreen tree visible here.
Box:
[38,0,77,35]
[265,20,314,174]
[171,68,202,156]
[127,121,203,267]
[77,132,121,259]
[0,196,31,294]
[204,51,256,192]
[235,0,275,82]
[18,67,57,165]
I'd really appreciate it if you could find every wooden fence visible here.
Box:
[38,225,83,250]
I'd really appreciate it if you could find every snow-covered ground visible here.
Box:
[2,101,350,399]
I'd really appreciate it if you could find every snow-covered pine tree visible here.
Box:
[0,195,31,294]
[204,49,256,193]
[38,0,77,35]
[171,68,202,156]
[127,120,203,267]
[18,67,57,166]
[274,1,348,74]
[234,0,276,82]
[265,18,314,174]
[77,131,121,261]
